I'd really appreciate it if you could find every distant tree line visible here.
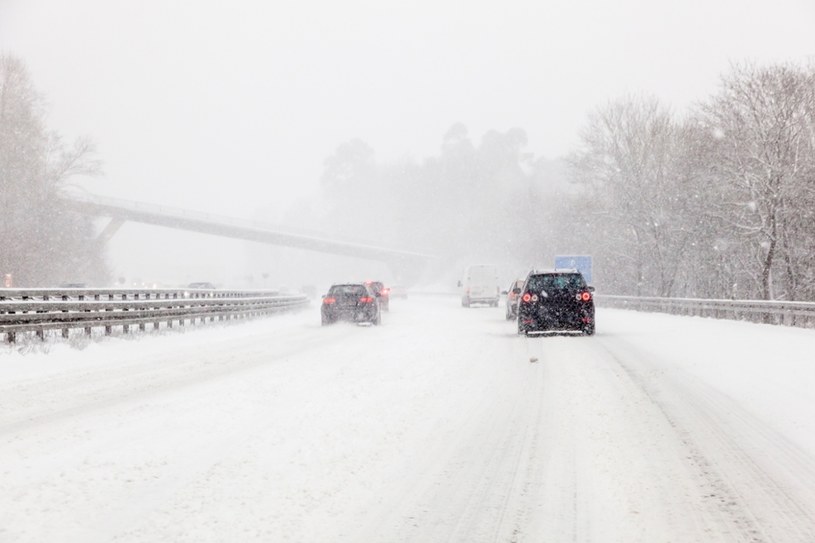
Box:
[309,62,815,301]
[307,124,557,278]
[0,54,107,287]
[306,132,540,276]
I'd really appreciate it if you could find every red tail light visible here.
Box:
[522,293,532,303]
[579,291,592,302]
[359,296,374,303]
[323,297,336,304]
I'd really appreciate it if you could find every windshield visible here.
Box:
[526,273,586,292]
[328,285,367,297]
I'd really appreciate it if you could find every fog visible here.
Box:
[1,0,814,290]
[5,4,815,538]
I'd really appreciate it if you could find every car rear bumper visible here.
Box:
[322,308,377,323]
[518,307,594,332]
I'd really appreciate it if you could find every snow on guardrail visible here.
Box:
[598,294,815,329]
[0,288,309,344]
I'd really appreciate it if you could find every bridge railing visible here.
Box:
[0,288,309,344]
[598,294,815,328]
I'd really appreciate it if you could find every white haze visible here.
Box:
[1,0,813,287]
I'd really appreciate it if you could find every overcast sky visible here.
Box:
[3,0,813,218]
[2,0,813,285]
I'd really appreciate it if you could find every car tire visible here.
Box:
[462,297,470,308]
[321,316,332,326]
[583,325,595,336]
[506,309,513,320]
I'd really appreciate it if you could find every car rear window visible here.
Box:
[329,285,367,297]
[526,273,586,292]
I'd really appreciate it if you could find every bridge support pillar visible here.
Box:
[97,217,125,244]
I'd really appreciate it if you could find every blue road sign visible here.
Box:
[554,255,593,284]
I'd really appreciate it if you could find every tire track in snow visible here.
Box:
[349,317,552,543]
[446,341,548,543]
[599,335,815,542]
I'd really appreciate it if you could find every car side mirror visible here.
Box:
[457,280,462,287]
[512,287,521,294]
[500,290,508,295]
[587,286,595,292]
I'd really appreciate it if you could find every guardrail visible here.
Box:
[598,295,815,328]
[0,288,309,344]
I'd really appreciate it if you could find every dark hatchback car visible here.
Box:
[516,270,595,335]
[321,283,381,326]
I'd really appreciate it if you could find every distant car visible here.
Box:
[59,282,87,288]
[517,269,595,335]
[365,280,389,311]
[185,282,217,298]
[459,264,500,307]
[322,283,381,326]
[187,282,216,289]
[504,278,525,320]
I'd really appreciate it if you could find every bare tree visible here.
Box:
[699,63,815,300]
[0,54,105,286]
[570,95,694,296]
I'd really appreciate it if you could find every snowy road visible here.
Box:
[2,296,815,542]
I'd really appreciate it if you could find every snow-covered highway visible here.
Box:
[2,296,815,542]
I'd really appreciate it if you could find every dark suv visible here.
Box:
[321,283,381,326]
[516,270,595,335]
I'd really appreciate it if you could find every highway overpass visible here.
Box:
[61,191,437,268]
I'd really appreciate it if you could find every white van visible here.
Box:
[459,265,500,307]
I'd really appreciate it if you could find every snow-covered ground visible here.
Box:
[2,297,815,542]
